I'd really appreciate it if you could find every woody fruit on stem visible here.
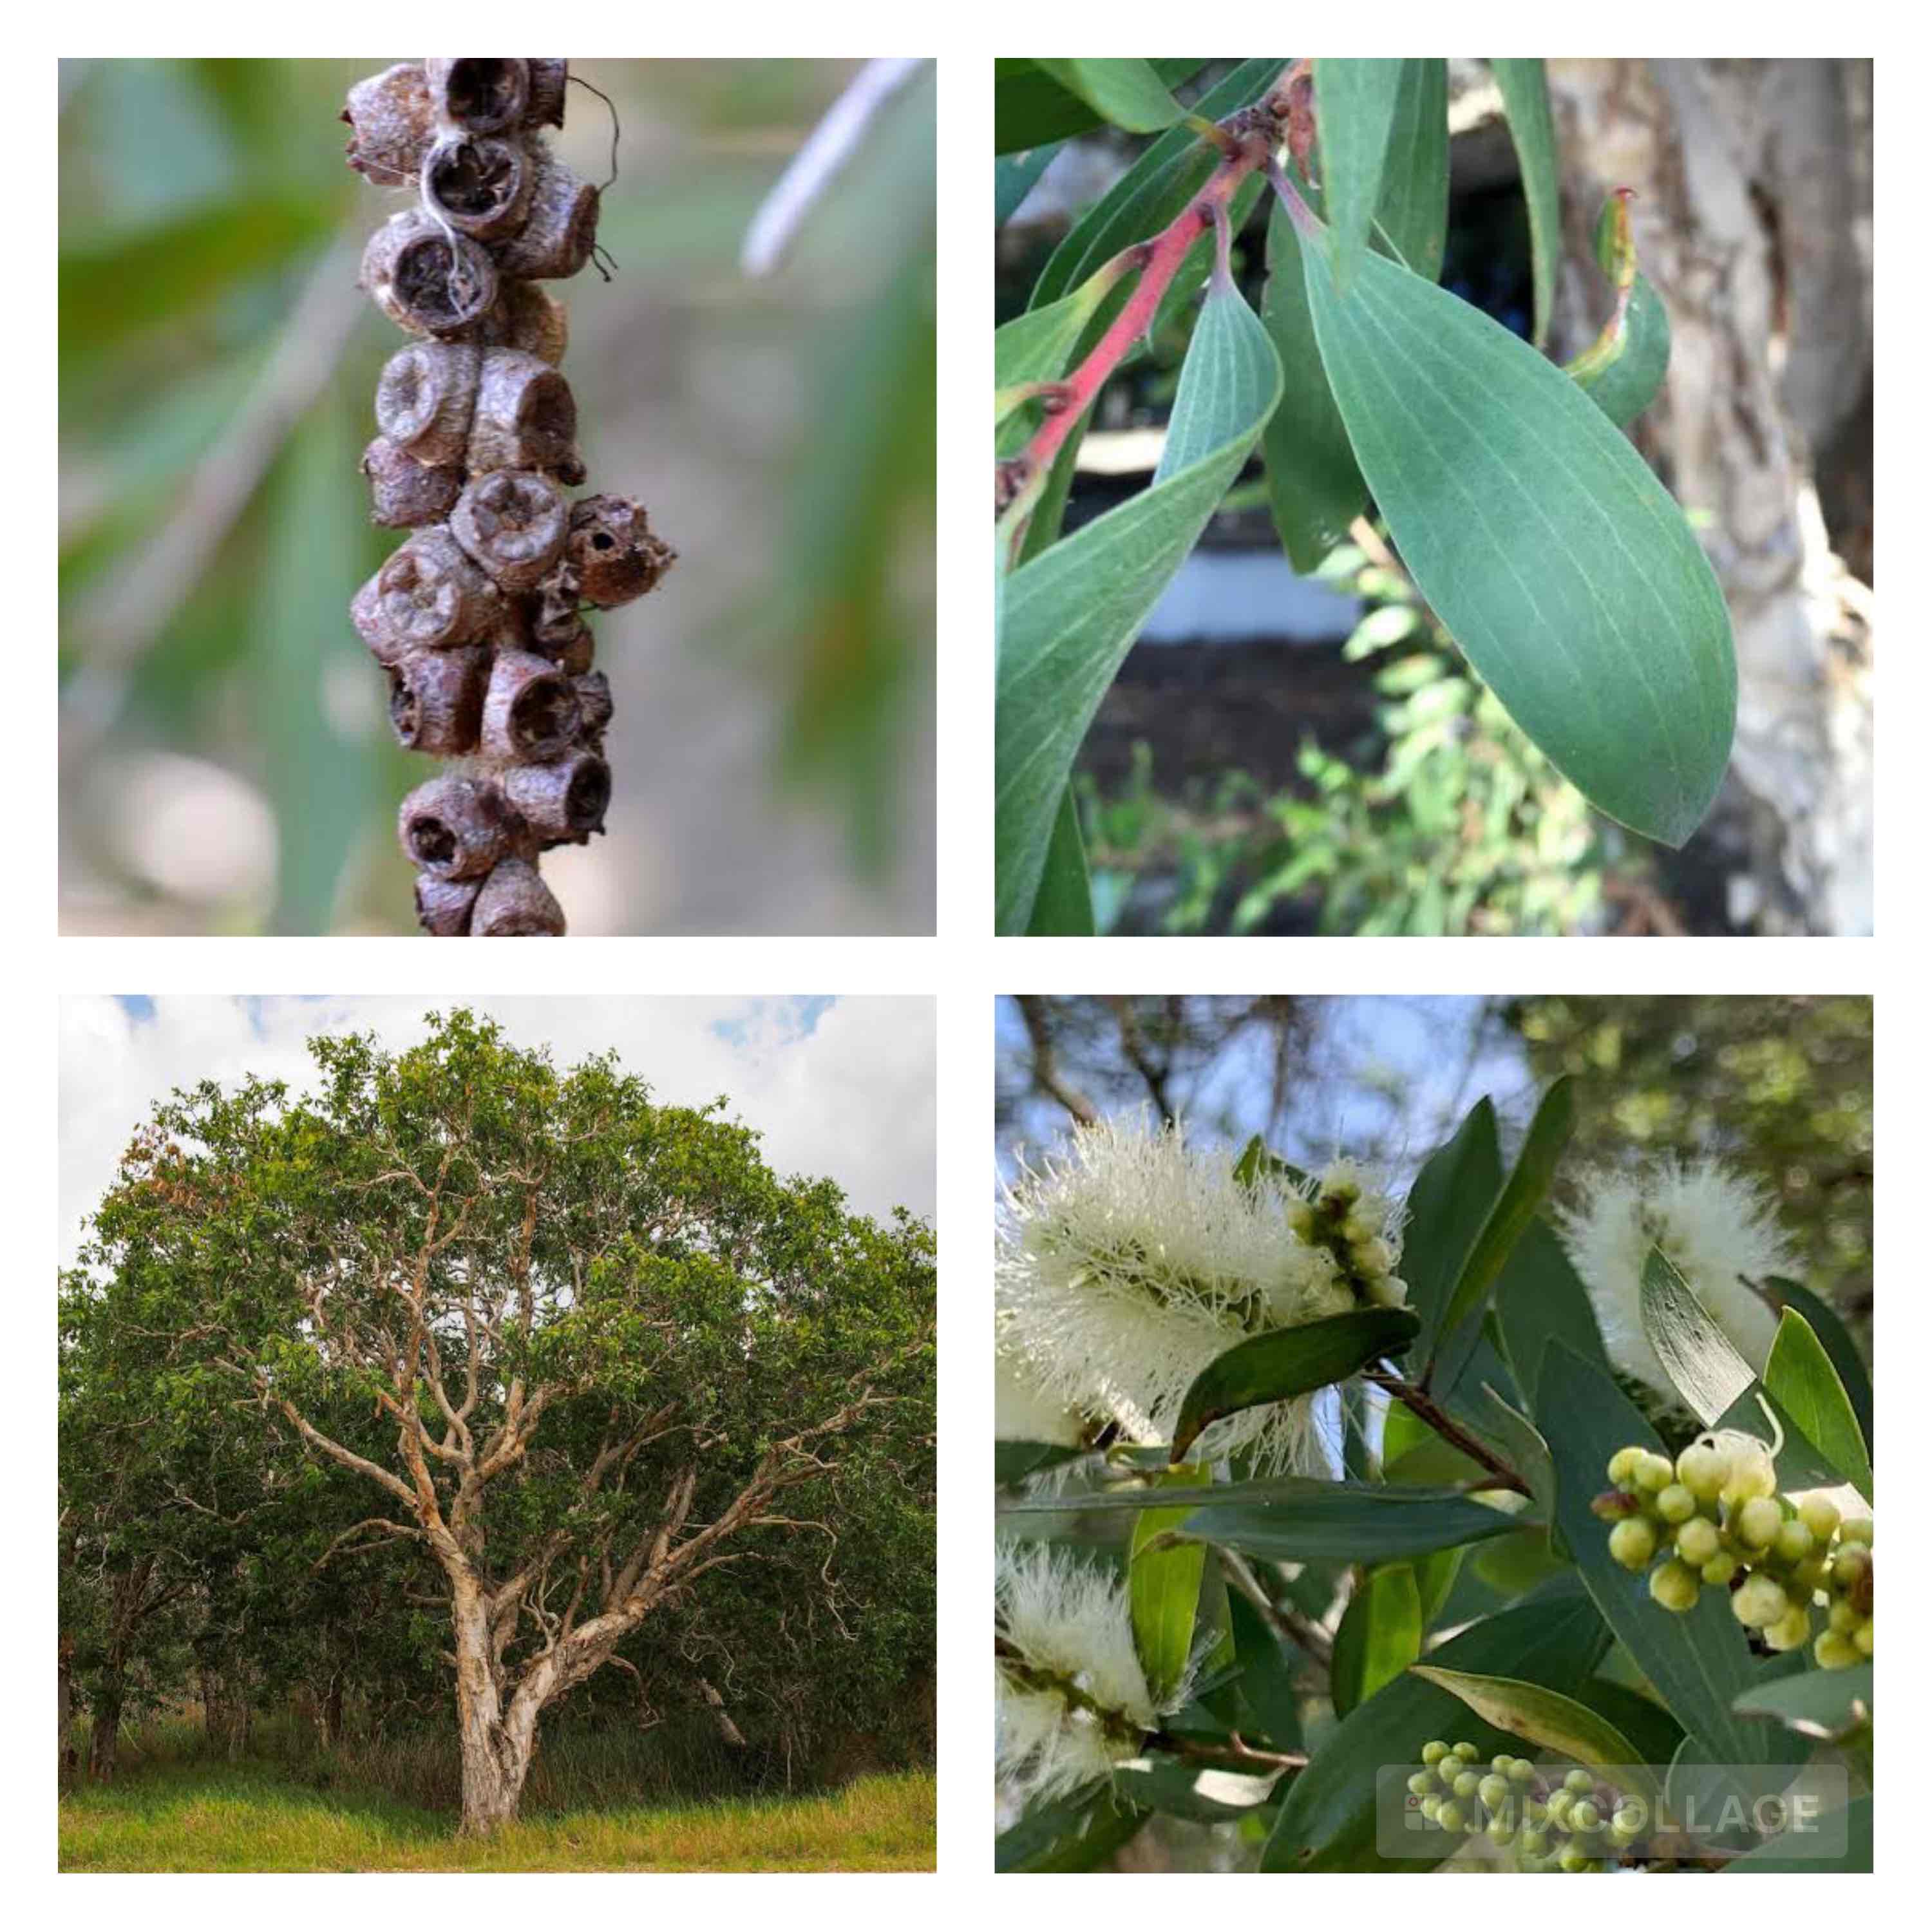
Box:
[343,57,676,936]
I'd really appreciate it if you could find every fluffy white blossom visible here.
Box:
[1556,1159,1794,1403]
[997,1117,1397,1470]
[994,1341,1090,1448]
[995,1542,1178,1805]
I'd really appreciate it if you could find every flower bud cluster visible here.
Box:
[1406,1739,1645,1871]
[1285,1160,1409,1311]
[1594,1435,1873,1669]
[343,59,676,934]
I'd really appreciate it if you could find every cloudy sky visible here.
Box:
[59,996,934,1265]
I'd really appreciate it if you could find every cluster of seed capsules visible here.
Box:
[1405,1741,1649,1871]
[1593,1435,1873,1669]
[341,58,675,935]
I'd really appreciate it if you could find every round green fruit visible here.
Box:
[1765,1605,1813,1652]
[1814,1631,1860,1671]
[1655,1484,1697,1524]
[1732,1573,1790,1628]
[1633,1452,1676,1493]
[1774,1520,1815,1566]
[1565,1768,1595,1795]
[1839,1517,1875,1548]
[1675,1517,1721,1566]
[1609,1518,1657,1571]
[1797,1495,1841,1540]
[1408,1770,1435,1796]
[1436,1800,1464,1832]
[1479,1774,1510,1809]
[1649,1560,1701,1612]
[1422,1740,1451,1765]
[1676,1440,1730,1501]
[1855,1618,1873,1657]
[1607,1445,1648,1486]
[1700,1555,1739,1587]
[1734,1496,1783,1549]
[1453,1770,1479,1800]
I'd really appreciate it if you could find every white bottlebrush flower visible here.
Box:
[1556,1159,1794,1403]
[995,1541,1181,1806]
[994,1340,1089,1448]
[996,1116,1372,1469]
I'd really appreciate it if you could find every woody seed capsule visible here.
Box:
[342,62,435,187]
[426,58,530,135]
[451,470,569,592]
[413,871,482,937]
[573,669,613,737]
[481,650,582,763]
[388,647,489,755]
[422,133,535,242]
[471,857,566,935]
[361,209,498,336]
[501,748,611,842]
[524,61,568,130]
[567,495,677,607]
[372,526,498,651]
[360,436,464,529]
[398,773,523,880]
[375,341,482,466]
[468,349,582,479]
[482,281,569,366]
[492,152,600,280]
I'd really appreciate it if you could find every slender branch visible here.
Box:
[1149,1728,1306,1772]
[1361,1363,1532,1496]
[1219,1549,1333,1669]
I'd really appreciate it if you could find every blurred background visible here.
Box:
[995,994,1871,1340]
[60,59,934,934]
[998,61,1871,936]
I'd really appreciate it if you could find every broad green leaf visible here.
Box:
[1719,1797,1871,1873]
[1639,1245,1756,1425]
[1375,59,1450,283]
[1227,1589,1303,1749]
[1261,1580,1608,1870]
[1572,275,1671,428]
[1765,1276,1871,1446]
[1429,1078,1577,1390]
[1313,59,1404,294]
[1032,60,1186,136]
[995,57,1206,153]
[994,1783,1146,1871]
[1539,1344,1804,1765]
[1763,1309,1872,1501]
[1732,1662,1871,1741]
[1129,1466,1209,1703]
[1492,1216,1609,1406]
[1025,789,1095,933]
[1331,1565,1421,1718]
[1571,1676,1685,1766]
[1409,1666,1654,1794]
[1490,59,1560,348]
[1401,1097,1502,1361]
[1170,1309,1420,1463]
[1182,1481,1519,1564]
[1413,1544,1463,1626]
[1032,60,1283,306]
[995,273,1282,929]
[1302,236,1736,847]
[995,144,1062,227]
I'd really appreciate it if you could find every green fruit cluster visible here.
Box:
[1283,1170,1407,1311]
[1593,1438,1873,1670]
[1406,1739,1639,1871]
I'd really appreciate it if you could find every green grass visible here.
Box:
[60,1759,936,1871]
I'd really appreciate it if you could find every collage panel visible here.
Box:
[995,994,1872,1872]
[59,996,936,1870]
[995,59,1870,937]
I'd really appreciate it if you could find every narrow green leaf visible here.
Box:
[1182,1481,1519,1564]
[1571,275,1671,428]
[1493,1216,1609,1406]
[1539,1344,1804,1766]
[996,144,1062,227]
[996,57,1206,153]
[1032,60,1283,306]
[996,274,1282,929]
[994,1784,1146,1871]
[1025,789,1095,933]
[1261,1580,1609,1870]
[1332,1565,1421,1718]
[1231,1135,1310,1191]
[1032,60,1186,136]
[1490,59,1561,348]
[1477,1383,1558,1524]
[1763,1309,1873,1501]
[1732,1662,1871,1741]
[1570,1676,1685,1766]
[1314,59,1405,294]
[1401,1097,1502,1361]
[1170,1309,1420,1463]
[1302,227,1736,847]
[1765,1277,1871,1446]
[1227,1589,1303,1749]
[1429,1078,1577,1388]
[1130,1467,1209,1703]
[1639,1245,1756,1425]
[1409,1665,1653,1793]
[1376,59,1450,283]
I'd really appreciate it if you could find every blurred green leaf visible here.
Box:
[1490,59,1560,348]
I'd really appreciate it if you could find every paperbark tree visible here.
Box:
[79,1009,934,1833]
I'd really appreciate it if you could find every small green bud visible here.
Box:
[1764,1605,1814,1652]
[1854,1617,1873,1657]
[1607,1446,1648,1486]
[1559,1842,1596,1873]
[1832,1545,1872,1590]
[1479,1774,1511,1809]
[1421,1739,1451,1765]
[1675,1440,1730,1501]
[1814,1631,1860,1671]
[1773,1520,1815,1566]
[1609,1517,1657,1570]
[1632,1452,1675,1493]
[1839,1517,1875,1548]
[1509,1758,1535,1783]
[1790,1554,1830,1592]
[1734,1496,1783,1549]
[1655,1484,1697,1524]
[1591,1488,1644,1523]
[1649,1559,1700,1612]
[1797,1495,1841,1541]
[1524,1797,1549,1824]
[1453,1770,1479,1800]
[1828,1598,1859,1634]
[1487,1815,1517,1845]
[1452,1739,1480,1761]
[1546,1790,1574,1827]
[1564,1768,1594,1795]
[1419,1795,1441,1823]
[1519,1826,1549,1859]
[1283,1198,1316,1240]
[1674,1516,1721,1566]
[1408,1770,1435,1796]
[1490,1754,1515,1774]
[1732,1572,1790,1628]
[1570,1798,1602,1832]
[1436,1799,1464,1833]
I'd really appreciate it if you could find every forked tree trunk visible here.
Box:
[451,1575,542,1835]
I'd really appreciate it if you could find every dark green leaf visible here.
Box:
[1401,1097,1502,1361]
[996,144,1063,226]
[1260,1580,1608,1870]
[1183,1481,1520,1564]
[1170,1309,1420,1463]
[1032,60,1186,136]
[1732,1663,1871,1741]
[1025,789,1095,934]
[1331,1565,1421,1717]
[996,271,1282,929]
[1430,1079,1577,1390]
[1765,1277,1871,1446]
[1763,1309,1872,1501]
[1493,1216,1609,1406]
[1375,59,1450,282]
[1227,1589,1303,1749]
[1490,59,1560,348]
[994,1784,1146,1870]
[1569,1676,1685,1766]
[1639,1245,1756,1425]
[1313,59,1405,294]
[1301,229,1736,847]
[1476,1383,1557,1524]
[1718,1797,1871,1873]
[995,57,1206,153]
